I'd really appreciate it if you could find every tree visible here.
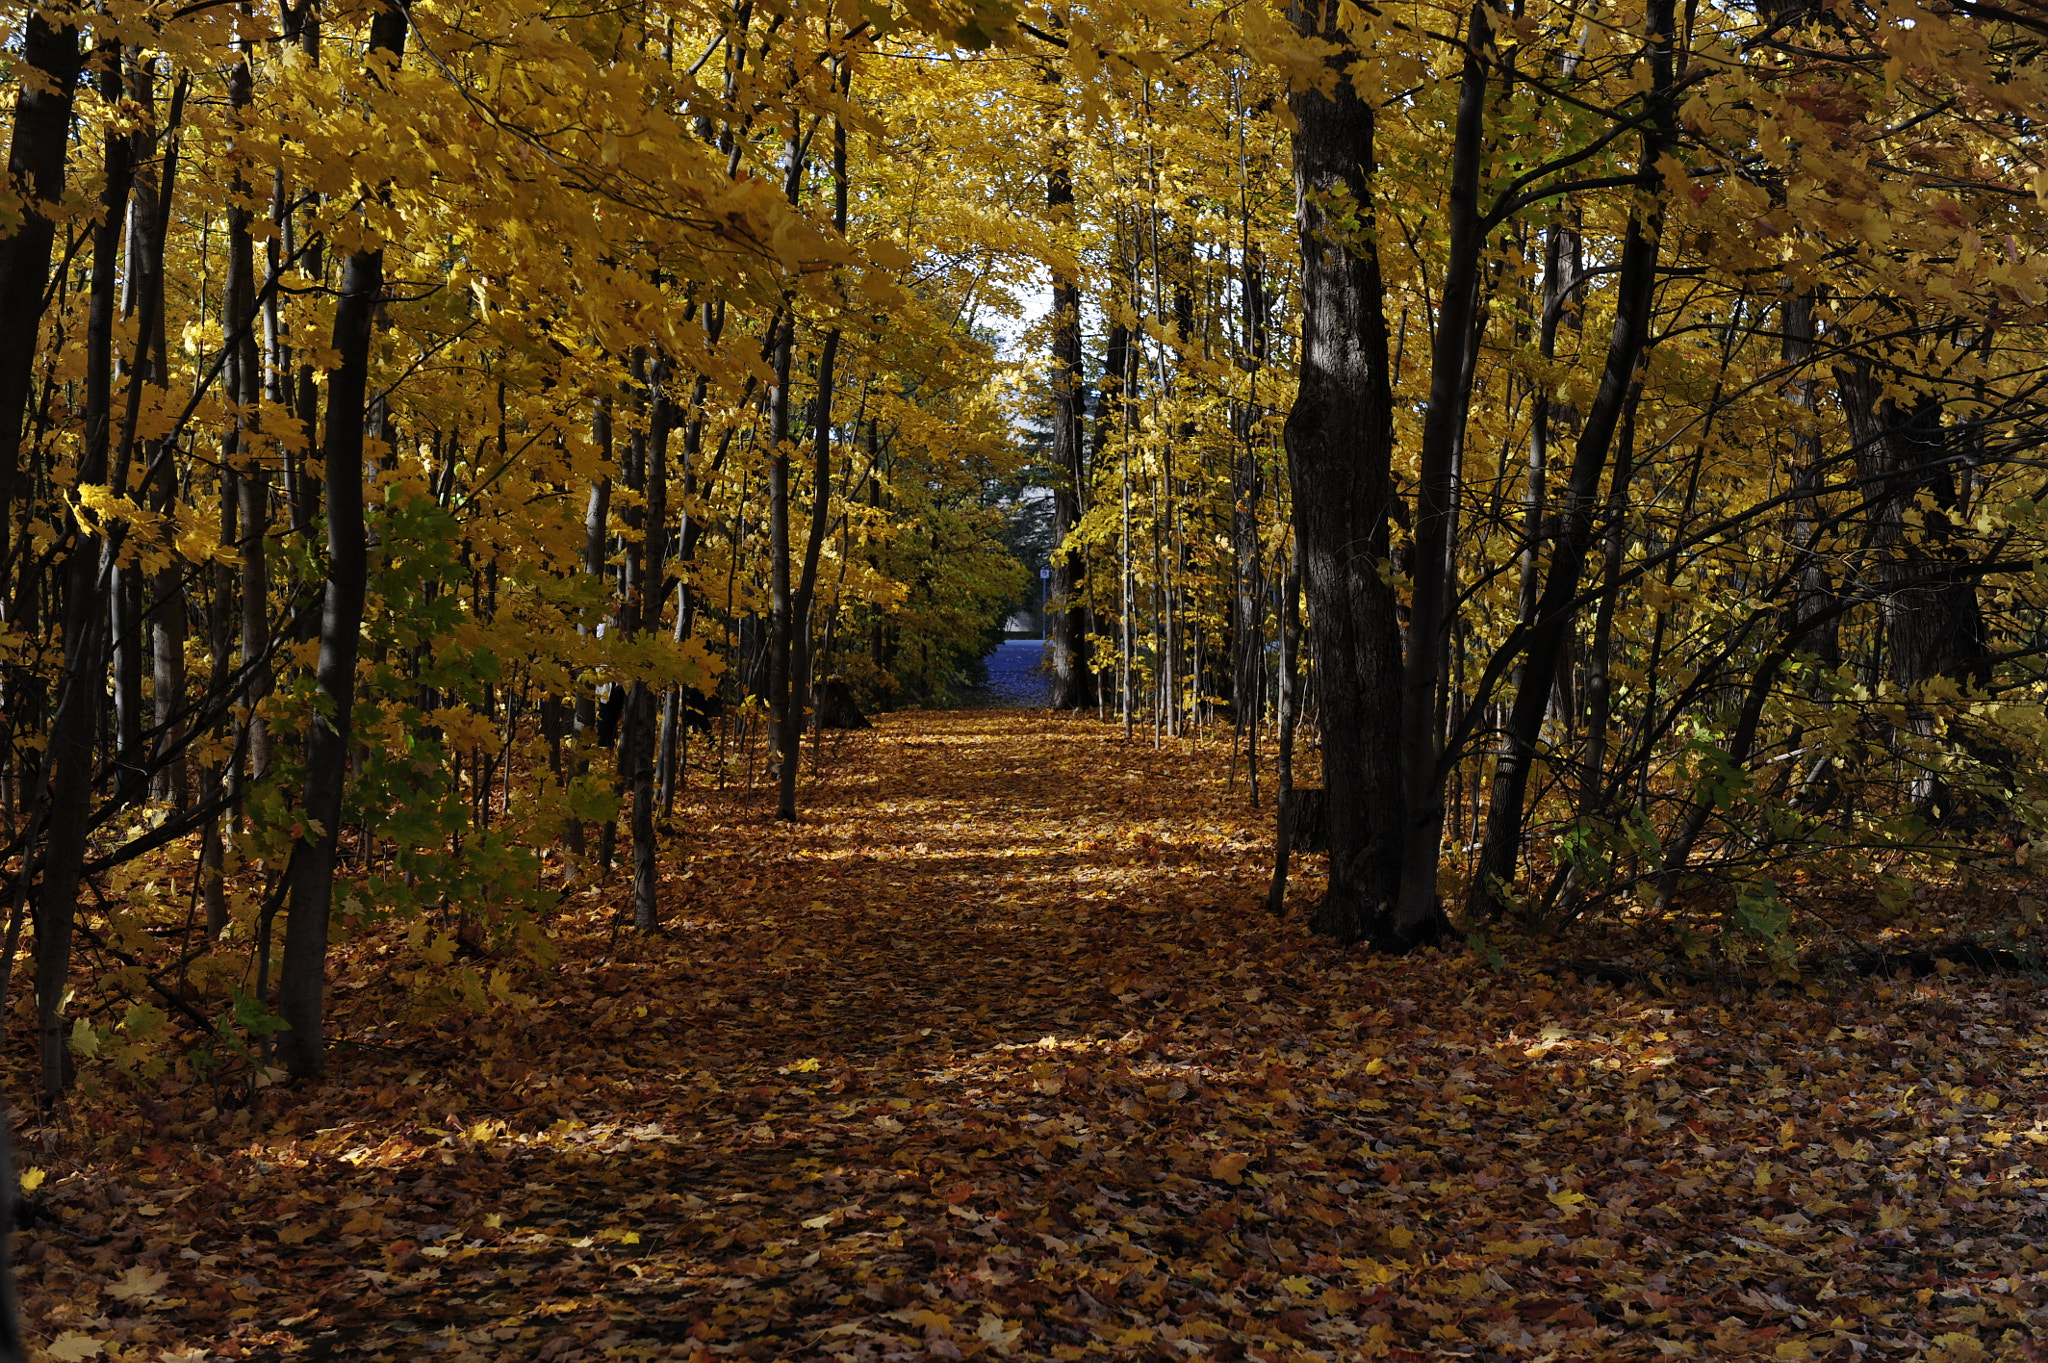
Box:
[277,0,409,1079]
[1279,0,1410,946]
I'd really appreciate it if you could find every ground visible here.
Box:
[11,710,2048,1362]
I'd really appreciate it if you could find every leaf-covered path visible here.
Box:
[17,711,2048,1362]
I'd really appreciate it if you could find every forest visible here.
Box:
[3,0,2048,1357]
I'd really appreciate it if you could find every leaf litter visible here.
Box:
[11,711,2048,1361]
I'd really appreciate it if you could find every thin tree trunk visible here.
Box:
[568,403,610,869]
[34,40,134,1099]
[277,3,408,1079]
[1550,397,1639,918]
[1468,0,1675,919]
[785,325,838,812]
[112,53,169,794]
[782,90,848,816]
[767,311,796,817]
[226,48,273,787]
[1394,1,1492,934]
[1047,149,1091,709]
[632,365,673,929]
[610,361,651,875]
[659,304,723,814]
[1265,543,1302,914]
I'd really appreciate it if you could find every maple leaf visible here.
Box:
[976,1315,1022,1355]
[1209,1151,1250,1185]
[43,1335,103,1362]
[105,1265,169,1304]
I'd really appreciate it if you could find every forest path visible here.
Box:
[20,711,2048,1362]
[643,709,1276,1072]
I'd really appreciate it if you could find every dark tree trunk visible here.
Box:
[0,14,82,567]
[1047,156,1092,709]
[34,40,134,1100]
[632,367,672,930]
[568,403,610,868]
[204,472,239,938]
[786,323,838,811]
[1282,1,1411,947]
[781,93,848,815]
[659,301,722,813]
[111,54,165,790]
[611,362,651,873]
[766,307,797,818]
[1232,247,1270,769]
[277,3,408,1079]
[1394,2,1492,932]
[226,50,273,786]
[1265,545,1302,913]
[1468,0,1675,919]
[1835,357,1988,818]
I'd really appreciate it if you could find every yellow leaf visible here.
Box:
[106,1265,169,1303]
[1210,1152,1250,1185]
[1547,1189,1589,1210]
[977,1316,1022,1355]
[18,1167,44,1194]
[44,1332,103,1361]
[1927,1333,1987,1363]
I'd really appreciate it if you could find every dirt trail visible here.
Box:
[17,711,2048,1362]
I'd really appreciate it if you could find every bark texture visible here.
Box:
[1282,1,1412,947]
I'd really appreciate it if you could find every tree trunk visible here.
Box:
[1835,356,1987,818]
[631,366,672,929]
[277,3,408,1079]
[767,313,796,818]
[568,403,610,869]
[660,303,722,813]
[1265,543,1302,914]
[0,13,82,565]
[780,92,847,815]
[1282,0,1411,947]
[1047,154,1092,709]
[1393,2,1492,933]
[786,324,838,814]
[226,50,273,786]
[34,40,134,1099]
[1468,0,1674,918]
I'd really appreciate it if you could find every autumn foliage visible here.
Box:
[7,0,2048,1357]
